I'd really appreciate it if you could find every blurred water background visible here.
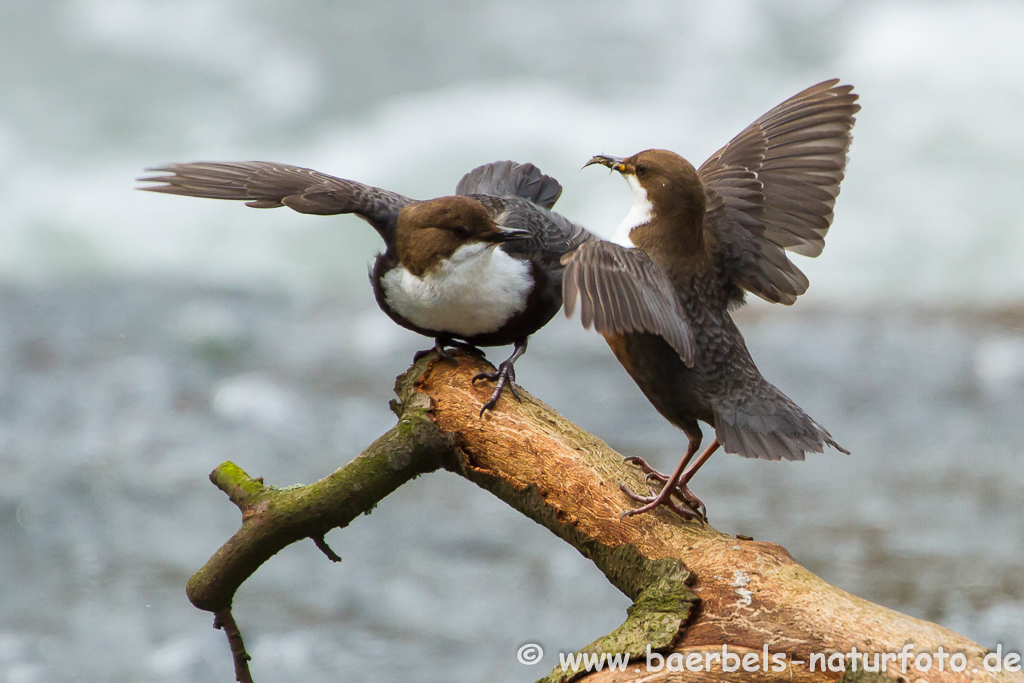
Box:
[1,1,1023,681]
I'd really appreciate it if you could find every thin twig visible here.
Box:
[312,535,342,562]
[213,608,254,683]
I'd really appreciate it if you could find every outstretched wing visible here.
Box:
[455,160,563,209]
[563,241,695,365]
[699,80,859,305]
[137,161,412,239]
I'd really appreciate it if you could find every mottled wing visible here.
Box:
[699,80,859,305]
[456,160,563,209]
[137,161,412,238]
[473,194,594,269]
[563,241,695,365]
[458,159,579,260]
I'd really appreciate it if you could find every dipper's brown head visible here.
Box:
[395,196,530,276]
[586,149,707,262]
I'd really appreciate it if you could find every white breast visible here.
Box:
[381,243,534,338]
[609,174,652,248]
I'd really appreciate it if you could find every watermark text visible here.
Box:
[514,642,1022,675]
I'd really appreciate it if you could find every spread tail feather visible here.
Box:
[713,382,847,461]
[456,161,563,209]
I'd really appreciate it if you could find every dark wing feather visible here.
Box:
[471,194,593,270]
[455,160,563,209]
[137,161,412,239]
[699,80,859,304]
[562,241,695,365]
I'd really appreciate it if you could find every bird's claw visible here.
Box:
[451,341,486,358]
[618,463,708,521]
[414,339,485,363]
[473,361,519,415]
[622,455,706,518]
[645,472,669,485]
[619,483,704,521]
[413,341,450,363]
[624,455,667,481]
[678,488,707,521]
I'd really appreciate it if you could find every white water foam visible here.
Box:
[1,1,1023,307]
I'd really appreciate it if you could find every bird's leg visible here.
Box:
[672,439,720,516]
[620,438,701,520]
[413,337,454,363]
[413,337,484,363]
[621,439,721,520]
[472,339,528,416]
[620,438,721,521]
[623,456,688,500]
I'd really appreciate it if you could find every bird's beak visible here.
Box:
[488,227,532,243]
[583,155,629,173]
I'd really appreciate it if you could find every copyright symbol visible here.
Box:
[517,643,544,665]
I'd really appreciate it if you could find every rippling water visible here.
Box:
[1,283,1021,681]
[1,1,1023,681]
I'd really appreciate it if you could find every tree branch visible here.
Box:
[185,375,452,613]
[187,352,1023,683]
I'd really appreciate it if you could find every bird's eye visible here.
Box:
[452,225,469,238]
[634,164,647,178]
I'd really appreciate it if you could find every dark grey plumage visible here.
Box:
[456,160,562,210]
[469,193,591,275]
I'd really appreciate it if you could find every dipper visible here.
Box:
[564,80,858,519]
[140,160,592,413]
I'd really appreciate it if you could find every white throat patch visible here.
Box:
[381,243,533,338]
[610,174,652,248]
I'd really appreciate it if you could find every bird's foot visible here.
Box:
[623,456,670,484]
[413,339,485,363]
[619,482,703,520]
[472,360,521,416]
[447,340,486,358]
[413,339,450,363]
[614,462,704,520]
[622,456,707,519]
